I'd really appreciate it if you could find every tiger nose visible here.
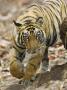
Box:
[30,35,38,48]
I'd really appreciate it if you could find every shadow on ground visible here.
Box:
[36,63,67,86]
[5,63,67,90]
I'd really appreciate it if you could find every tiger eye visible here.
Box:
[22,32,29,41]
[36,31,44,43]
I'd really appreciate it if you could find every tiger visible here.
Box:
[10,0,67,82]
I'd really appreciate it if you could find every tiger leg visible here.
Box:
[10,47,26,80]
[23,54,43,80]
[41,47,49,72]
[30,48,50,85]
[10,58,24,79]
[18,54,43,86]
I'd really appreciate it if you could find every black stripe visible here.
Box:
[16,52,25,62]
[14,40,26,50]
[17,32,21,45]
[28,4,46,17]
[50,23,57,46]
[42,4,58,46]
[28,4,41,11]
[22,16,36,21]
[46,0,60,7]
[42,6,52,46]
[45,4,60,27]
[46,2,60,13]
[44,4,61,23]
[28,4,39,8]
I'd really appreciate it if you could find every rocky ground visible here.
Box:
[0,0,67,90]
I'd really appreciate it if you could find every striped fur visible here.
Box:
[60,17,67,49]
[10,0,67,80]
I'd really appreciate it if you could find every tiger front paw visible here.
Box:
[10,60,24,79]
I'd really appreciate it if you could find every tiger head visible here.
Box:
[13,10,47,54]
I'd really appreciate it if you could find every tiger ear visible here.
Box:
[13,20,22,27]
[36,17,43,25]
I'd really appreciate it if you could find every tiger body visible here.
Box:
[10,0,67,81]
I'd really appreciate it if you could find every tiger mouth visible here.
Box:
[26,48,39,54]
